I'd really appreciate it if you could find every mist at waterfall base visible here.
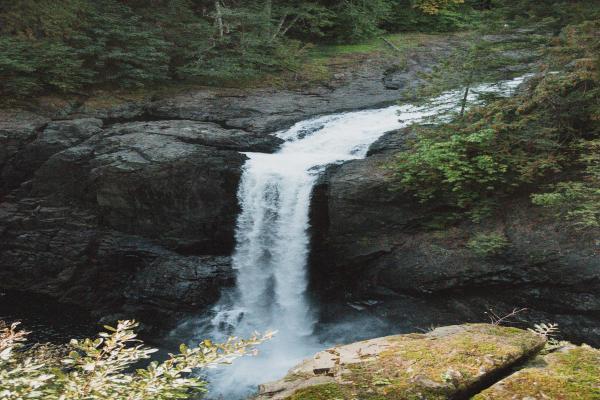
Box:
[167,76,528,399]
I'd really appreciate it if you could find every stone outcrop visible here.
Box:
[72,38,459,133]
[256,324,549,400]
[0,109,50,185]
[0,37,460,331]
[1,32,574,339]
[1,118,103,193]
[0,117,275,330]
[310,128,600,346]
[474,344,600,399]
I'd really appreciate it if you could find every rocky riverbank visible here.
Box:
[0,36,460,333]
[1,30,597,349]
[256,324,599,399]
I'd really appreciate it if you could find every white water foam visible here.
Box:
[172,76,529,399]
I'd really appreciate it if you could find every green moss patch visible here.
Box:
[288,384,346,400]
[279,324,545,400]
[474,345,600,399]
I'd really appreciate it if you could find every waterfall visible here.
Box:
[171,75,529,399]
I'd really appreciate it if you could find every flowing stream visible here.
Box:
[171,76,528,399]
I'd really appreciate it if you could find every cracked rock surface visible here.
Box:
[256,324,550,400]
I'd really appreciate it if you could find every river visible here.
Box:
[169,75,528,399]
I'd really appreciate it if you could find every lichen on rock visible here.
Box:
[256,324,546,400]
[474,344,600,400]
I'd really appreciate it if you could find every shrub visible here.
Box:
[532,140,600,229]
[389,20,599,221]
[0,320,271,400]
[467,232,509,256]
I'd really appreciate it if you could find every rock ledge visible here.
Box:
[255,324,598,400]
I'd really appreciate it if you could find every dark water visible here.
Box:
[0,290,99,344]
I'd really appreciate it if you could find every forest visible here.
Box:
[0,0,595,97]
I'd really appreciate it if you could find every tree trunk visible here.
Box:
[215,1,224,39]
[270,14,287,42]
[460,85,470,117]
[280,14,300,37]
[264,0,272,37]
[460,70,474,117]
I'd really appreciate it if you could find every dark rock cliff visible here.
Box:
[4,33,585,343]
[0,39,455,332]
[0,115,276,330]
[309,128,600,346]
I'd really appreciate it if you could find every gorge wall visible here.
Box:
[1,33,598,348]
[0,38,455,332]
[309,127,600,346]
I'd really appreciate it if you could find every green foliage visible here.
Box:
[0,0,170,96]
[0,0,485,97]
[415,0,465,15]
[177,1,324,84]
[384,4,475,33]
[324,0,471,42]
[0,320,272,399]
[73,1,171,87]
[532,140,600,229]
[327,0,392,42]
[0,37,86,97]
[389,20,599,221]
[488,0,600,33]
[391,126,509,218]
[467,232,509,256]
[1,0,596,97]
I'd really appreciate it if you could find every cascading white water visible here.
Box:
[175,76,528,399]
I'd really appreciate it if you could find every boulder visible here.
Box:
[474,344,600,399]
[1,118,103,192]
[0,109,50,191]
[32,120,252,253]
[0,199,234,330]
[256,324,546,400]
[365,127,415,156]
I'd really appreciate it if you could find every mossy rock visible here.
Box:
[256,324,546,400]
[473,344,600,400]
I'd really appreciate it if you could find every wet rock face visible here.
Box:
[103,120,284,152]
[2,118,103,193]
[145,41,459,134]
[256,324,547,400]
[122,254,234,326]
[29,120,252,253]
[0,118,273,330]
[0,202,234,330]
[0,38,459,330]
[0,109,50,192]
[310,128,600,346]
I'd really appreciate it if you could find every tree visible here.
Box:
[389,20,599,222]
[416,20,542,115]
[0,320,272,399]
[327,0,393,42]
[414,0,465,14]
